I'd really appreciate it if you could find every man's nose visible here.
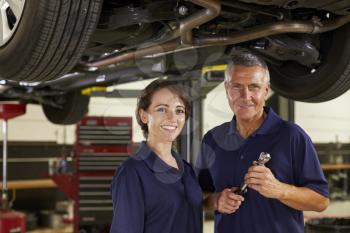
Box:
[241,87,250,99]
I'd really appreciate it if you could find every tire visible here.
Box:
[0,0,102,82]
[42,90,90,125]
[269,23,350,102]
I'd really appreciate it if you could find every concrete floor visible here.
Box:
[203,200,350,233]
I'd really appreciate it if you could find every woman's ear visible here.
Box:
[139,109,148,124]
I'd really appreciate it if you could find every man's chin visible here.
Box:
[235,112,255,120]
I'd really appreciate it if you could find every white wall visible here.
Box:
[295,91,350,143]
[203,82,231,133]
[1,81,350,144]
[0,104,75,143]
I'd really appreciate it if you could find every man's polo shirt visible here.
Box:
[195,107,329,233]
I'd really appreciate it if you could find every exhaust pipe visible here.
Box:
[196,15,350,46]
[81,13,350,68]
[179,0,221,45]
[81,0,220,67]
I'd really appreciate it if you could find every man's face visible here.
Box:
[224,65,269,122]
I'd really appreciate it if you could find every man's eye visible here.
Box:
[230,85,241,91]
[249,85,261,91]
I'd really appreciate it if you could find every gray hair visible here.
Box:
[224,52,270,83]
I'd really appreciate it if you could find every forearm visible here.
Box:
[203,192,219,211]
[278,182,329,212]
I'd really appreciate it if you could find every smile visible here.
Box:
[239,104,254,108]
[161,125,177,131]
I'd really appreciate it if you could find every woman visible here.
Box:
[109,79,202,233]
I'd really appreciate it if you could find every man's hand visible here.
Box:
[215,188,244,214]
[244,161,329,211]
[244,162,284,199]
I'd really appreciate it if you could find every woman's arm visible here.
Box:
[110,165,145,233]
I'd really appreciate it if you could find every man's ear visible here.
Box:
[264,83,270,100]
[139,109,148,124]
[224,81,229,96]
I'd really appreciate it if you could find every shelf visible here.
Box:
[0,179,56,189]
[321,164,350,170]
[28,226,72,233]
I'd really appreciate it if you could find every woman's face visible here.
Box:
[139,88,186,143]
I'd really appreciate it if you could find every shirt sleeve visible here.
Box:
[292,126,329,198]
[109,164,144,233]
[195,133,216,192]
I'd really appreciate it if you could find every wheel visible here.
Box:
[269,23,350,102]
[0,0,102,82]
[42,90,90,125]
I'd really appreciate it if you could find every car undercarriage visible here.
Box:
[1,0,350,124]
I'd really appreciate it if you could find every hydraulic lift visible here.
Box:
[0,103,26,233]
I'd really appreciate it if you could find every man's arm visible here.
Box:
[244,165,329,212]
[276,182,329,211]
[203,188,244,214]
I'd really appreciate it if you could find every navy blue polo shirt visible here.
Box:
[110,142,202,233]
[195,107,329,233]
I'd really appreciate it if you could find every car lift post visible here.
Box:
[0,103,27,233]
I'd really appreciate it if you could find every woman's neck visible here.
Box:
[146,138,173,158]
[146,138,178,169]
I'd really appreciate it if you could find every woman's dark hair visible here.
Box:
[136,79,191,138]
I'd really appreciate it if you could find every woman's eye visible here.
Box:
[156,107,166,112]
[176,109,185,114]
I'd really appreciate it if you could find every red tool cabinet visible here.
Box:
[0,210,26,233]
[52,116,132,233]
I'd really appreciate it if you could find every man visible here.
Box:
[195,52,329,233]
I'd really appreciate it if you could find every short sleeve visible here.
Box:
[109,164,144,233]
[292,126,329,198]
[195,133,216,192]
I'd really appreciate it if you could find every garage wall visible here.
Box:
[0,105,75,143]
[295,93,350,143]
[1,81,350,144]
[1,98,144,144]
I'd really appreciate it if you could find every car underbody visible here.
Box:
[1,0,350,124]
